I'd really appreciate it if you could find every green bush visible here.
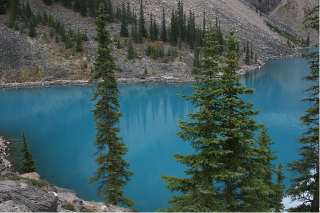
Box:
[66,203,75,211]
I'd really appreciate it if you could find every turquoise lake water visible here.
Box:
[0,50,316,211]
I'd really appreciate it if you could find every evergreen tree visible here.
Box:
[149,15,158,41]
[29,16,36,37]
[139,0,147,38]
[8,9,15,28]
[9,0,19,23]
[256,125,278,210]
[251,41,253,60]
[131,22,138,43]
[55,34,59,43]
[0,0,6,15]
[116,38,121,49]
[14,22,19,30]
[25,0,31,20]
[80,0,86,17]
[121,1,126,22]
[76,29,83,52]
[36,11,42,23]
[160,7,167,42]
[286,6,319,212]
[126,1,131,23]
[87,0,94,16]
[42,10,48,25]
[153,19,159,41]
[88,4,135,207]
[245,41,250,65]
[127,38,134,59]
[115,6,121,20]
[160,30,274,212]
[59,24,66,42]
[105,0,114,22]
[306,34,310,46]
[177,1,186,41]
[19,131,37,174]
[65,33,73,49]
[186,10,195,48]
[120,18,129,37]
[274,161,286,212]
[48,13,55,28]
[169,9,177,46]
[55,20,61,33]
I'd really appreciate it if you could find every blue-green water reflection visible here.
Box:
[0,52,315,211]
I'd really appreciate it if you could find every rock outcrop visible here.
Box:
[0,171,134,212]
[0,180,58,212]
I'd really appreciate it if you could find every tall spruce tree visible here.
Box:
[127,38,134,59]
[286,5,319,212]
[131,22,138,43]
[160,7,167,42]
[121,1,126,22]
[120,17,129,37]
[274,161,286,212]
[88,4,135,207]
[139,0,147,38]
[177,1,186,41]
[160,29,274,212]
[169,9,177,46]
[256,125,278,210]
[245,41,250,65]
[76,29,83,52]
[29,16,36,37]
[25,0,31,20]
[19,131,37,174]
[126,2,131,23]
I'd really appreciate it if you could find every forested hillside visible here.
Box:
[0,0,317,83]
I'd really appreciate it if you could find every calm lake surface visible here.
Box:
[0,50,315,211]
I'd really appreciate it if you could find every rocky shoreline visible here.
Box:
[0,135,134,212]
[0,61,272,89]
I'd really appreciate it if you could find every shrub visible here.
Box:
[66,203,75,211]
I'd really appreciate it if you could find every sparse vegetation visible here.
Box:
[265,21,306,47]
[66,203,75,211]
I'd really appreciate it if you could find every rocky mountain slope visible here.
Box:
[0,0,317,83]
[269,0,319,45]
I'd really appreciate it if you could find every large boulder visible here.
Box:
[0,180,58,212]
[18,172,40,181]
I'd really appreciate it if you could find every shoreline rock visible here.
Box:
[0,136,134,212]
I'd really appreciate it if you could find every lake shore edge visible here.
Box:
[0,63,265,89]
